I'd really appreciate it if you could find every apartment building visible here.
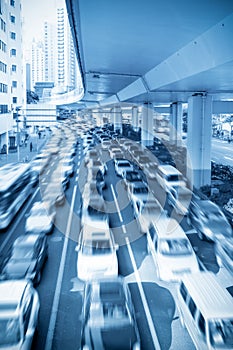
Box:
[0,0,24,153]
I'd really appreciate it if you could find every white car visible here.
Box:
[0,280,40,350]
[147,216,199,281]
[136,196,163,233]
[114,158,134,177]
[76,224,118,280]
[25,201,55,234]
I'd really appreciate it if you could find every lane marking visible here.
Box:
[110,184,123,223]
[111,183,161,348]
[126,237,161,350]
[0,187,40,255]
[77,161,80,167]
[45,184,77,350]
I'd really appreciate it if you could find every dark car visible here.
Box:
[123,170,143,189]
[1,234,48,285]
[81,277,140,350]
[188,198,232,241]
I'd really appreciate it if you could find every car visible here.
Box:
[167,186,193,216]
[215,235,233,274]
[188,198,232,240]
[75,224,118,280]
[136,196,163,233]
[143,163,158,180]
[147,216,200,281]
[0,280,40,350]
[123,170,143,189]
[25,201,55,235]
[114,159,134,177]
[1,234,48,285]
[128,181,149,211]
[80,277,140,350]
[156,164,186,192]
[81,196,109,229]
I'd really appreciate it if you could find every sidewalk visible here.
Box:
[0,136,48,168]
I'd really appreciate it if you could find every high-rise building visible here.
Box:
[56,5,78,91]
[0,0,24,152]
[31,39,44,88]
[44,21,56,83]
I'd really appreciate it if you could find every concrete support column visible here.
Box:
[109,108,114,126]
[113,106,122,133]
[187,94,212,189]
[132,106,139,131]
[170,102,183,145]
[141,102,154,146]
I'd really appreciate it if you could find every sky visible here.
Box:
[21,0,65,49]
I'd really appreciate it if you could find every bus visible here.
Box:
[0,163,33,229]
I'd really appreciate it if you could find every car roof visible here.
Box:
[130,181,147,188]
[153,216,188,238]
[158,164,182,175]
[13,234,41,246]
[181,272,233,319]
[0,280,29,305]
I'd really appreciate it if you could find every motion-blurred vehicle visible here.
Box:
[1,234,48,285]
[114,159,134,177]
[136,196,163,233]
[80,277,140,350]
[177,272,233,350]
[167,186,193,216]
[147,216,199,281]
[25,201,55,235]
[123,170,143,189]
[76,224,118,281]
[0,280,40,350]
[156,164,186,193]
[188,199,232,241]
[215,235,233,274]
[81,197,108,229]
[0,163,33,229]
[128,181,149,211]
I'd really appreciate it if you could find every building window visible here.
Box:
[10,15,15,23]
[0,61,7,73]
[12,80,17,88]
[10,32,16,40]
[11,64,16,72]
[10,0,15,6]
[10,48,16,56]
[12,96,17,103]
[0,83,7,93]
[1,19,6,32]
[0,105,8,114]
[0,40,6,52]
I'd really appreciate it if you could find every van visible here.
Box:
[147,215,199,281]
[156,164,186,192]
[177,272,233,350]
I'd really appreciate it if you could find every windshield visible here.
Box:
[159,238,192,256]
[167,174,180,182]
[82,240,112,255]
[133,187,148,194]
[12,246,34,260]
[0,318,20,346]
[209,319,233,348]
